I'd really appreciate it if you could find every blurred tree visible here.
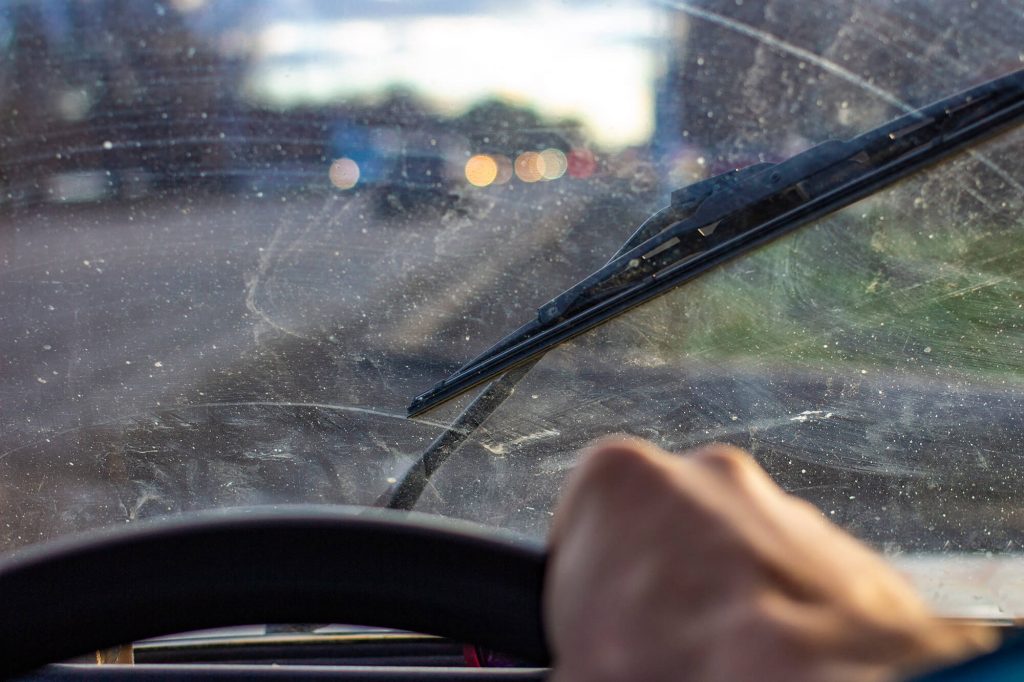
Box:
[0,3,61,199]
[85,0,247,190]
[0,0,249,203]
[456,98,576,155]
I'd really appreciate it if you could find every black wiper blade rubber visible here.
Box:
[409,68,1024,417]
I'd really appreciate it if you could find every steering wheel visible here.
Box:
[0,507,550,678]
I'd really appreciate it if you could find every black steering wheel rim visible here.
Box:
[0,506,550,677]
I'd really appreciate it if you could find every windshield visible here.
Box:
[2,0,1023,619]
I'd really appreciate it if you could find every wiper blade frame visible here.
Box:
[409,68,1024,417]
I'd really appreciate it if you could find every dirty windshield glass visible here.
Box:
[2,1,1023,618]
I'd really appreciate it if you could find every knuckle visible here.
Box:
[691,443,758,481]
[571,436,675,500]
[553,437,671,540]
[577,436,662,481]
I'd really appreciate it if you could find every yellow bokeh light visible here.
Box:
[539,148,567,180]
[514,151,544,183]
[465,154,499,187]
[329,157,360,189]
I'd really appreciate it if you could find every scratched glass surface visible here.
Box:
[418,126,1024,536]
[1,0,1023,616]
[0,0,654,548]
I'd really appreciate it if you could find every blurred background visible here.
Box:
[2,0,1024,617]
[7,0,1018,206]
[0,0,658,206]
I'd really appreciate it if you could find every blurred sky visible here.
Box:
[179,0,665,148]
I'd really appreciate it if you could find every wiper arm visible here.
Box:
[409,68,1024,417]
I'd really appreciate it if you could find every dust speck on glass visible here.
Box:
[1,0,1022,618]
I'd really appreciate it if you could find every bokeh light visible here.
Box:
[539,148,567,180]
[465,154,499,187]
[514,151,544,183]
[492,155,514,185]
[567,148,597,179]
[329,157,360,189]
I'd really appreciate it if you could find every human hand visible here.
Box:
[544,437,995,682]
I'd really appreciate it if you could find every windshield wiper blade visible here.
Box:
[409,68,1024,418]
